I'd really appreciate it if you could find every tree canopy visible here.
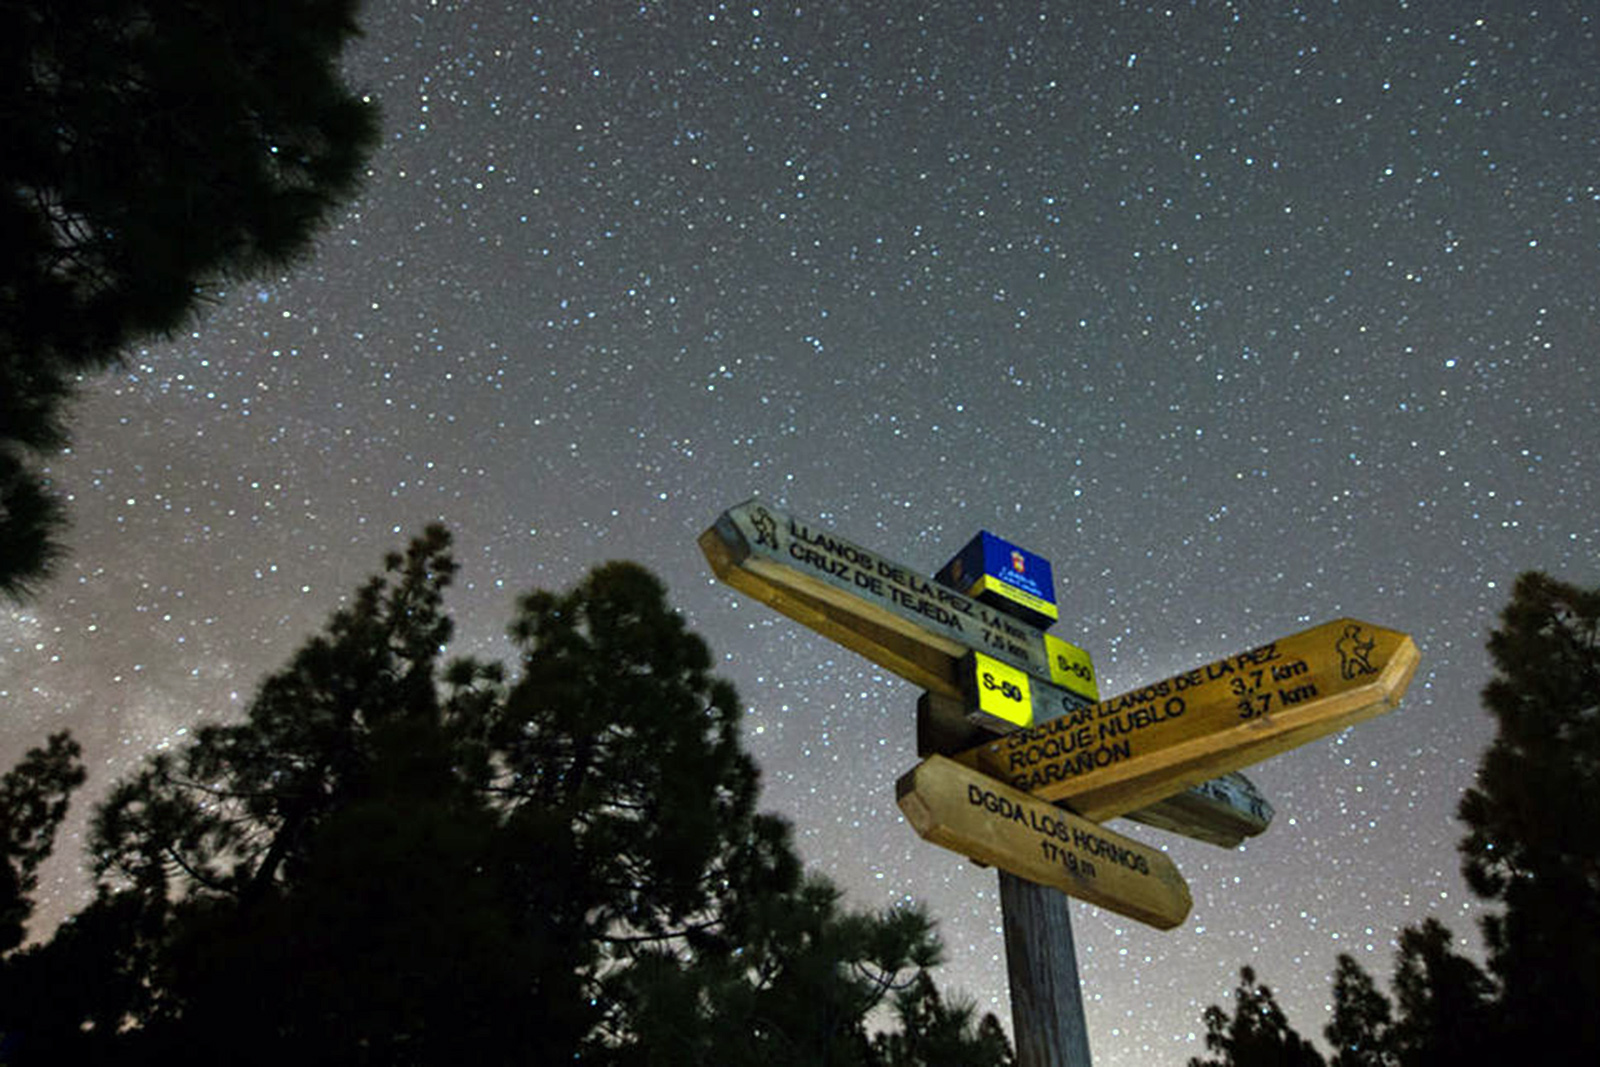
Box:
[1,0,380,599]
[1457,571,1600,1056]
[0,527,1012,1065]
[1323,953,1395,1067]
[1187,966,1325,1067]
[0,731,85,955]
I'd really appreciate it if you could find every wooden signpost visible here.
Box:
[897,756,1192,930]
[951,619,1421,824]
[699,500,1273,847]
[698,499,1420,1067]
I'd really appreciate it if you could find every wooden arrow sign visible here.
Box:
[917,689,1273,848]
[952,619,1421,823]
[897,756,1193,930]
[700,499,1058,697]
[1122,771,1275,846]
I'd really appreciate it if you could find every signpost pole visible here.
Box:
[995,655,1095,1067]
[1002,873,1093,1067]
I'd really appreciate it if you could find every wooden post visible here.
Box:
[996,625,1098,1067]
[996,649,1096,1067]
[1002,872,1093,1067]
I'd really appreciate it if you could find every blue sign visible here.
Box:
[935,531,1059,629]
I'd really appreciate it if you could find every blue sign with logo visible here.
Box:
[935,531,1059,629]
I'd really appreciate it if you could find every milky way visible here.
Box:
[4,3,1596,1061]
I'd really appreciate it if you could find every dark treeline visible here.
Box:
[1190,572,1600,1067]
[0,527,1014,1065]
[0,9,1014,1061]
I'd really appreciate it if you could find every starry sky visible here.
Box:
[4,1,1598,1061]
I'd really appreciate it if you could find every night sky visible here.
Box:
[4,2,1598,1062]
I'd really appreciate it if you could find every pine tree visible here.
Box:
[1189,966,1326,1067]
[615,879,953,1067]
[872,969,1017,1067]
[0,431,68,602]
[1386,918,1495,1067]
[1324,954,1396,1067]
[0,731,85,954]
[1,0,380,599]
[0,528,1011,1065]
[1456,572,1600,1056]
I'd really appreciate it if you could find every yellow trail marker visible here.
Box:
[897,756,1193,930]
[953,619,1421,823]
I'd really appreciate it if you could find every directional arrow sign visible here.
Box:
[957,647,1278,844]
[897,755,1193,930]
[1122,771,1274,846]
[700,499,1060,697]
[952,619,1421,823]
[917,688,1272,849]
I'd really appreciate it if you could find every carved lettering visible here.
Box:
[1011,739,1132,791]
